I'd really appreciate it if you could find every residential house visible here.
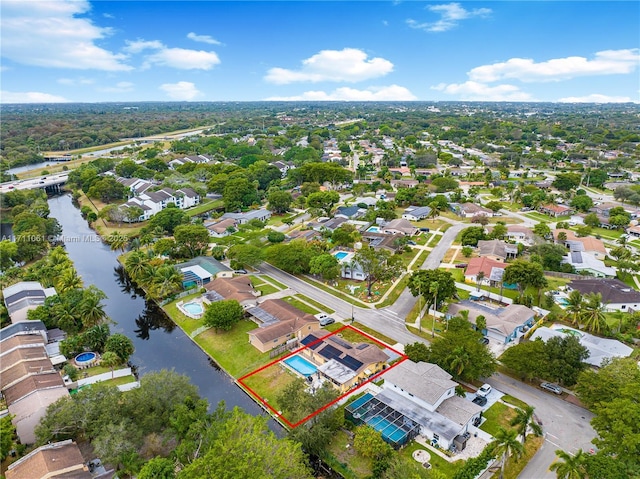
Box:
[247,299,320,353]
[221,208,272,224]
[333,250,368,281]
[2,282,57,324]
[316,216,348,233]
[122,187,201,221]
[553,230,608,259]
[204,276,259,308]
[562,251,616,278]
[567,278,640,312]
[286,229,323,242]
[5,440,92,479]
[361,232,402,253]
[451,203,492,219]
[477,240,518,261]
[335,206,366,220]
[298,331,390,393]
[205,217,238,237]
[352,197,379,208]
[464,257,506,287]
[495,225,534,246]
[626,225,640,238]
[1,321,69,444]
[530,327,633,368]
[402,206,432,222]
[390,179,419,189]
[175,256,230,289]
[447,301,537,344]
[362,361,482,450]
[381,218,418,236]
[538,203,574,217]
[271,160,295,178]
[117,177,154,195]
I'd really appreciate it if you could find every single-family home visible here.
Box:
[447,301,537,344]
[271,160,295,178]
[567,278,640,312]
[222,208,272,224]
[553,230,607,259]
[247,299,320,353]
[335,206,366,220]
[346,361,482,450]
[286,229,323,242]
[477,240,518,261]
[501,225,534,246]
[361,232,402,253]
[175,257,230,289]
[464,257,506,287]
[562,251,616,278]
[381,218,418,236]
[402,206,432,222]
[390,179,419,189]
[2,282,57,324]
[316,216,348,233]
[626,225,640,238]
[205,217,238,237]
[5,440,93,479]
[333,250,368,281]
[451,203,492,219]
[538,203,574,217]
[298,331,390,393]
[204,276,259,308]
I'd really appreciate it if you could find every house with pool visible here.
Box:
[295,331,390,393]
[346,361,482,450]
[333,250,368,281]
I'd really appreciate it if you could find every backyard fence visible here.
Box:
[269,340,299,358]
[544,271,592,280]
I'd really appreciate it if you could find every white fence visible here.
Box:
[77,367,132,386]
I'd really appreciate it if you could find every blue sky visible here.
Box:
[1,1,638,103]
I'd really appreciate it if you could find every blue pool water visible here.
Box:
[283,355,317,377]
[367,415,408,444]
[366,226,381,233]
[334,252,349,260]
[184,302,204,315]
[556,298,569,306]
[75,352,97,364]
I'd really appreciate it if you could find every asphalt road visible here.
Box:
[486,373,596,479]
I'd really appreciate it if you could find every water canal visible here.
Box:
[47,194,265,417]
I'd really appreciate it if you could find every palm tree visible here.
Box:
[581,292,606,334]
[150,265,183,299]
[76,286,108,329]
[549,449,588,479]
[510,406,543,443]
[429,281,440,338]
[562,290,584,327]
[100,351,121,379]
[55,267,83,293]
[476,271,485,291]
[448,346,470,378]
[108,231,129,253]
[492,428,525,479]
[428,201,441,223]
[125,251,148,280]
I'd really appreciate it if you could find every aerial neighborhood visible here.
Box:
[1,102,639,479]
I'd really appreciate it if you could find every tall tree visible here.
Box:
[306,190,340,217]
[491,427,524,479]
[581,293,606,334]
[549,449,588,479]
[105,333,135,363]
[203,300,244,332]
[510,406,542,443]
[352,246,404,296]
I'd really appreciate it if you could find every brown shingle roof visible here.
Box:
[5,440,90,479]
[0,334,46,354]
[204,276,257,303]
[568,278,640,304]
[1,359,55,390]
[3,372,64,405]
[1,346,48,372]
[256,299,316,323]
[249,317,317,343]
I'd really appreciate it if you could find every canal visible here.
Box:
[47,194,265,417]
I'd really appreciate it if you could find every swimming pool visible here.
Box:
[367,415,409,444]
[75,352,97,367]
[334,251,349,260]
[366,226,381,233]
[283,355,317,377]
[183,302,204,315]
[556,298,569,306]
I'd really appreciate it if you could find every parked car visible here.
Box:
[455,263,467,268]
[477,384,492,397]
[319,317,336,326]
[540,382,562,395]
[420,227,430,232]
[407,240,416,245]
[233,269,247,274]
[480,337,490,345]
[472,395,488,406]
[316,313,329,320]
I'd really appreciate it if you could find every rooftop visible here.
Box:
[381,361,457,406]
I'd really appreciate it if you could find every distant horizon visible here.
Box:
[1,1,638,104]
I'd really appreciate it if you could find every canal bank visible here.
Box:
[47,194,265,417]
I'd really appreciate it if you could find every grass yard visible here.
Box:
[501,395,529,410]
[442,248,459,263]
[324,323,382,346]
[326,429,371,478]
[427,234,442,248]
[192,319,270,378]
[490,436,544,479]
[375,274,410,309]
[107,375,138,387]
[163,293,203,335]
[282,296,320,315]
[413,218,452,231]
[411,250,430,269]
[343,322,397,347]
[441,267,464,282]
[300,277,372,307]
[240,365,302,414]
[260,275,287,290]
[480,402,518,437]
[295,294,335,314]
[401,441,464,478]
[185,199,224,217]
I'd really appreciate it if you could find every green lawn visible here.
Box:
[480,402,518,437]
[260,275,287,290]
[240,366,302,413]
[375,274,410,309]
[185,198,224,217]
[295,294,335,314]
[411,250,430,269]
[501,395,529,410]
[192,319,270,378]
[326,429,371,478]
[401,441,464,478]
[300,276,370,307]
[441,267,464,282]
[324,323,382,346]
[326,322,397,346]
[282,296,320,315]
[490,436,544,479]
[163,293,203,335]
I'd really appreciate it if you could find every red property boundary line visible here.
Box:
[237,324,408,429]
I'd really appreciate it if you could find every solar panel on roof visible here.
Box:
[319,344,342,361]
[328,336,353,349]
[336,355,363,371]
[204,291,224,302]
[300,335,316,346]
[247,307,280,326]
[356,343,369,350]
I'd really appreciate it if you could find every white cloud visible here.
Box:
[125,39,220,70]
[57,77,95,86]
[469,49,640,83]
[1,91,69,103]
[431,81,534,101]
[557,93,637,103]
[407,2,491,33]
[0,0,131,71]
[159,81,202,100]
[98,81,135,93]
[265,48,393,84]
[187,32,222,45]
[265,84,416,101]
